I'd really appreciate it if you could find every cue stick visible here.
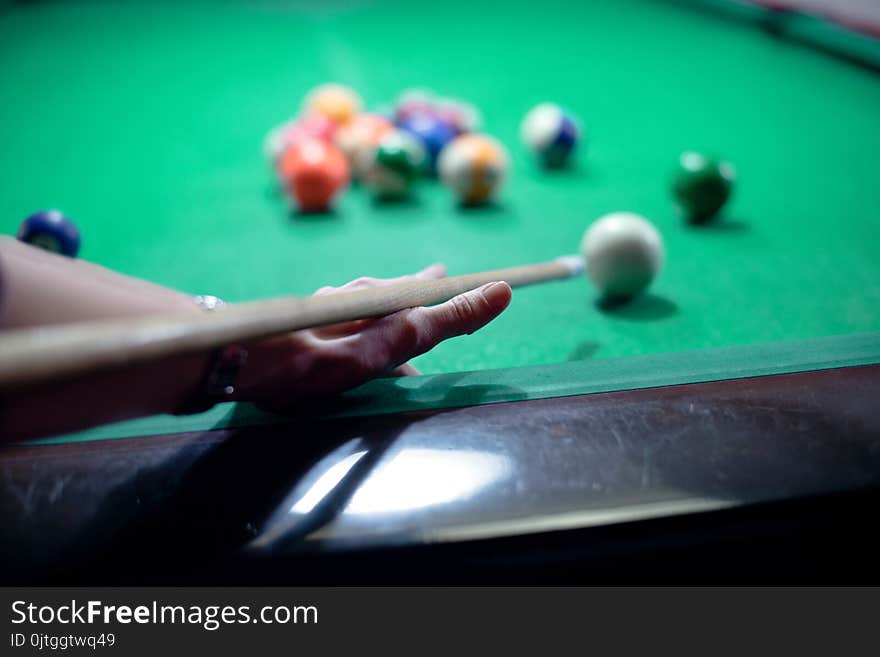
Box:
[0,255,585,389]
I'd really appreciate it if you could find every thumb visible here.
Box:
[414,281,512,341]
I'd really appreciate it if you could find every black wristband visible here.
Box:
[172,295,248,416]
[173,344,248,415]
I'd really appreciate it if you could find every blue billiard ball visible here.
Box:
[18,210,81,257]
[396,112,459,175]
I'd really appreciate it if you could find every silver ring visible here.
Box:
[192,294,227,311]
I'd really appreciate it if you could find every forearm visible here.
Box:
[0,238,210,442]
[0,236,198,327]
[0,243,512,443]
[1,352,209,442]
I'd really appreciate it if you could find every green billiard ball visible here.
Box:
[363,129,427,200]
[672,152,736,223]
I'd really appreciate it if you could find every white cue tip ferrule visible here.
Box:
[555,255,586,277]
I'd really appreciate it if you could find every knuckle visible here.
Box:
[395,313,423,355]
[359,313,425,372]
[349,276,378,288]
[398,309,432,356]
[449,293,477,325]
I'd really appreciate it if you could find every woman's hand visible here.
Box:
[237,264,511,409]
[0,241,511,440]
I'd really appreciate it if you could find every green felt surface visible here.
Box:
[1,0,880,443]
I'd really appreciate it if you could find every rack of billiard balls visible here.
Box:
[13,83,736,308]
[264,84,510,210]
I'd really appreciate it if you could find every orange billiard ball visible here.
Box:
[277,139,350,213]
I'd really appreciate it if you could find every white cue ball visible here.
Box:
[580,212,664,299]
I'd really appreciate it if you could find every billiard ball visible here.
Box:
[303,83,362,126]
[263,114,336,165]
[671,151,736,223]
[520,102,580,168]
[264,119,297,164]
[580,212,664,300]
[432,97,481,134]
[397,112,458,175]
[394,89,480,135]
[362,129,427,200]
[334,113,394,181]
[393,88,436,124]
[437,134,509,205]
[277,139,350,212]
[18,210,81,257]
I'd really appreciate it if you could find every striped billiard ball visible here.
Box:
[334,113,395,181]
[362,129,427,200]
[438,134,509,206]
[520,102,580,168]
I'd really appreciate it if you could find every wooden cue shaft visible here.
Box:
[0,256,584,389]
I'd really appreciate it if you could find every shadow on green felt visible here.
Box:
[596,293,679,322]
[684,215,750,233]
[451,200,518,228]
[224,371,529,425]
[287,206,342,222]
[385,375,528,410]
[365,194,428,224]
[567,340,601,362]
[532,157,590,180]
[369,194,421,208]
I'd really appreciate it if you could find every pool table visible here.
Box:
[1,0,879,583]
